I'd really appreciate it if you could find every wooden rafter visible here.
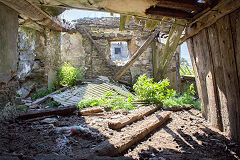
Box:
[113,28,160,81]
[145,6,193,19]
[179,0,240,43]
[155,0,205,12]
[156,19,185,81]
[0,0,75,32]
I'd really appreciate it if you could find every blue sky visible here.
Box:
[61,9,192,65]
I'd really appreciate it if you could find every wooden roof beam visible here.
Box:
[155,0,205,12]
[145,6,194,19]
[0,0,75,32]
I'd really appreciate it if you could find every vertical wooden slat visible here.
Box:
[229,8,240,141]
[192,32,209,119]
[216,15,240,141]
[207,24,228,132]
[186,37,203,115]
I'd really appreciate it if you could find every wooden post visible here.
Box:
[113,28,160,81]
[175,46,180,94]
[155,19,185,81]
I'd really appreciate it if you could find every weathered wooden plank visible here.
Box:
[92,112,171,157]
[186,37,203,115]
[180,0,240,43]
[216,15,240,141]
[155,0,204,12]
[191,31,209,118]
[16,106,77,120]
[155,19,185,81]
[145,6,193,19]
[0,0,74,32]
[108,105,161,130]
[230,8,240,140]
[79,107,104,116]
[175,46,180,93]
[202,28,222,131]
[207,24,227,132]
[113,28,160,81]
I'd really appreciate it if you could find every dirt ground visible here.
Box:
[0,108,239,160]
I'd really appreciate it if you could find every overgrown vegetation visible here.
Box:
[78,92,135,111]
[77,74,200,111]
[180,57,194,75]
[133,74,200,110]
[57,62,83,87]
[31,85,55,100]
[44,101,60,108]
[17,105,28,111]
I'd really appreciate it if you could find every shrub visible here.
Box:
[57,62,83,86]
[133,74,175,104]
[133,74,200,109]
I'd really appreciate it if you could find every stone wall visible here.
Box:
[0,2,19,121]
[61,17,177,85]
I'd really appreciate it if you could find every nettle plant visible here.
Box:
[133,74,175,104]
[57,62,83,86]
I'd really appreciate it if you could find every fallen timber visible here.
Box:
[91,111,171,157]
[108,105,161,130]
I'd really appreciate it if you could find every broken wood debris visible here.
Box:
[16,106,77,120]
[163,104,193,111]
[79,107,104,116]
[108,105,161,130]
[91,111,171,157]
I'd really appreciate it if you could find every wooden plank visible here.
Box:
[163,104,193,111]
[91,112,171,157]
[155,20,185,81]
[155,0,205,12]
[216,15,240,141]
[0,0,74,32]
[207,24,227,132]
[145,6,193,19]
[179,0,240,43]
[78,107,104,116]
[16,106,77,120]
[202,28,222,130]
[113,28,160,81]
[230,8,240,140]
[108,105,161,130]
[191,31,209,118]
[175,46,180,93]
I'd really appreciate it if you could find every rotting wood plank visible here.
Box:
[155,0,205,12]
[78,107,104,116]
[216,15,240,141]
[108,105,161,130]
[200,29,222,130]
[0,0,74,32]
[32,86,69,105]
[179,0,240,43]
[91,111,171,157]
[155,19,185,81]
[230,9,240,140]
[163,104,193,111]
[16,106,77,120]
[207,24,227,131]
[175,46,180,93]
[113,28,160,81]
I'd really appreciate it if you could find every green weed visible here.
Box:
[57,62,83,86]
